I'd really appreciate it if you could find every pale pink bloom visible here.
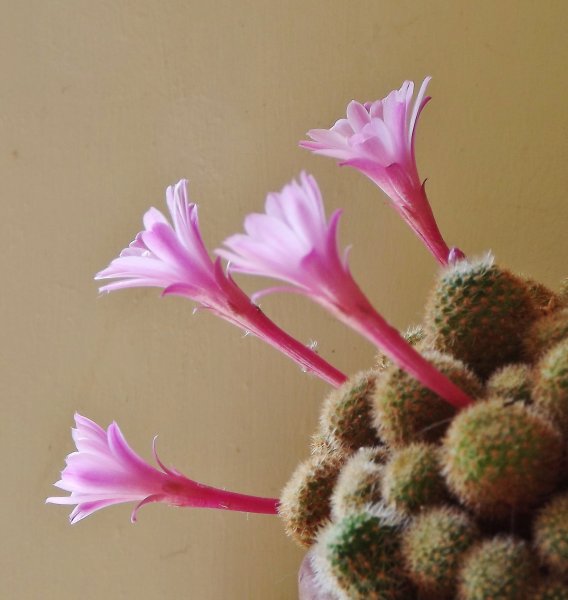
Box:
[219,174,472,409]
[95,180,346,388]
[46,414,279,523]
[300,78,461,266]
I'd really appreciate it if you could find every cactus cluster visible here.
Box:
[280,257,568,599]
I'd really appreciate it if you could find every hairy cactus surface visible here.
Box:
[330,446,387,520]
[279,453,344,547]
[442,397,563,516]
[372,350,482,447]
[381,443,447,515]
[402,507,479,599]
[486,363,533,404]
[457,537,536,600]
[425,256,537,378]
[314,509,411,600]
[524,308,568,359]
[534,492,568,575]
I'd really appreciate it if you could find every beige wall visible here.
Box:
[2,1,568,598]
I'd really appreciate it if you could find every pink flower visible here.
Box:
[46,414,279,523]
[95,180,346,388]
[300,78,461,266]
[219,174,473,409]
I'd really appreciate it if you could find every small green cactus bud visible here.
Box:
[314,508,411,600]
[425,255,537,378]
[373,350,482,448]
[442,398,563,516]
[375,325,426,370]
[318,369,382,454]
[531,578,568,600]
[524,309,568,360]
[458,536,537,600]
[533,339,568,436]
[486,364,533,404]
[331,447,388,520]
[534,492,568,575]
[382,443,447,515]
[279,453,344,547]
[402,507,480,599]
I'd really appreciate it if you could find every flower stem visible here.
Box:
[239,304,347,388]
[185,482,280,514]
[330,294,473,409]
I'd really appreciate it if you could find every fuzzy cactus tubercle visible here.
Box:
[425,255,537,379]
[381,443,447,515]
[534,492,568,575]
[314,508,411,600]
[279,453,344,547]
[318,370,383,454]
[442,397,563,516]
[533,338,568,437]
[372,350,482,448]
[457,536,537,600]
[402,507,479,599]
[524,308,568,360]
[330,446,387,520]
[486,363,533,404]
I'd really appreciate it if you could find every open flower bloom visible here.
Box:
[95,180,345,388]
[219,173,472,409]
[300,78,461,266]
[46,414,279,523]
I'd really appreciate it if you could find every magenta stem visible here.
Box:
[188,482,279,515]
[239,304,347,388]
[325,292,473,409]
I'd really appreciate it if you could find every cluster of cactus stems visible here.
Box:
[47,77,568,598]
[284,256,568,599]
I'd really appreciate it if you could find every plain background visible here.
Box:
[2,1,568,598]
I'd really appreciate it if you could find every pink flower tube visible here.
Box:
[46,414,279,523]
[218,173,473,409]
[95,180,346,388]
[300,78,462,266]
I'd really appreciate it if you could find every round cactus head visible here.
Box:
[314,508,411,600]
[331,446,388,520]
[523,277,560,315]
[524,308,568,360]
[486,363,533,405]
[442,397,563,517]
[279,453,344,547]
[425,254,537,378]
[458,536,537,600]
[381,443,447,515]
[533,338,568,437]
[402,507,479,599]
[373,350,482,448]
[318,369,382,454]
[534,492,568,575]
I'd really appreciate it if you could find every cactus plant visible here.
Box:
[372,350,482,448]
[402,507,479,599]
[381,443,447,515]
[442,397,563,516]
[534,492,568,575]
[425,255,537,378]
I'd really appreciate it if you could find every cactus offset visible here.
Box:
[442,397,563,516]
[524,308,568,360]
[402,507,479,599]
[279,453,344,547]
[319,369,383,454]
[457,537,537,600]
[534,492,568,575]
[486,364,533,405]
[314,509,411,600]
[331,447,388,520]
[382,443,447,515]
[372,350,482,448]
[533,339,568,436]
[425,255,537,378]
